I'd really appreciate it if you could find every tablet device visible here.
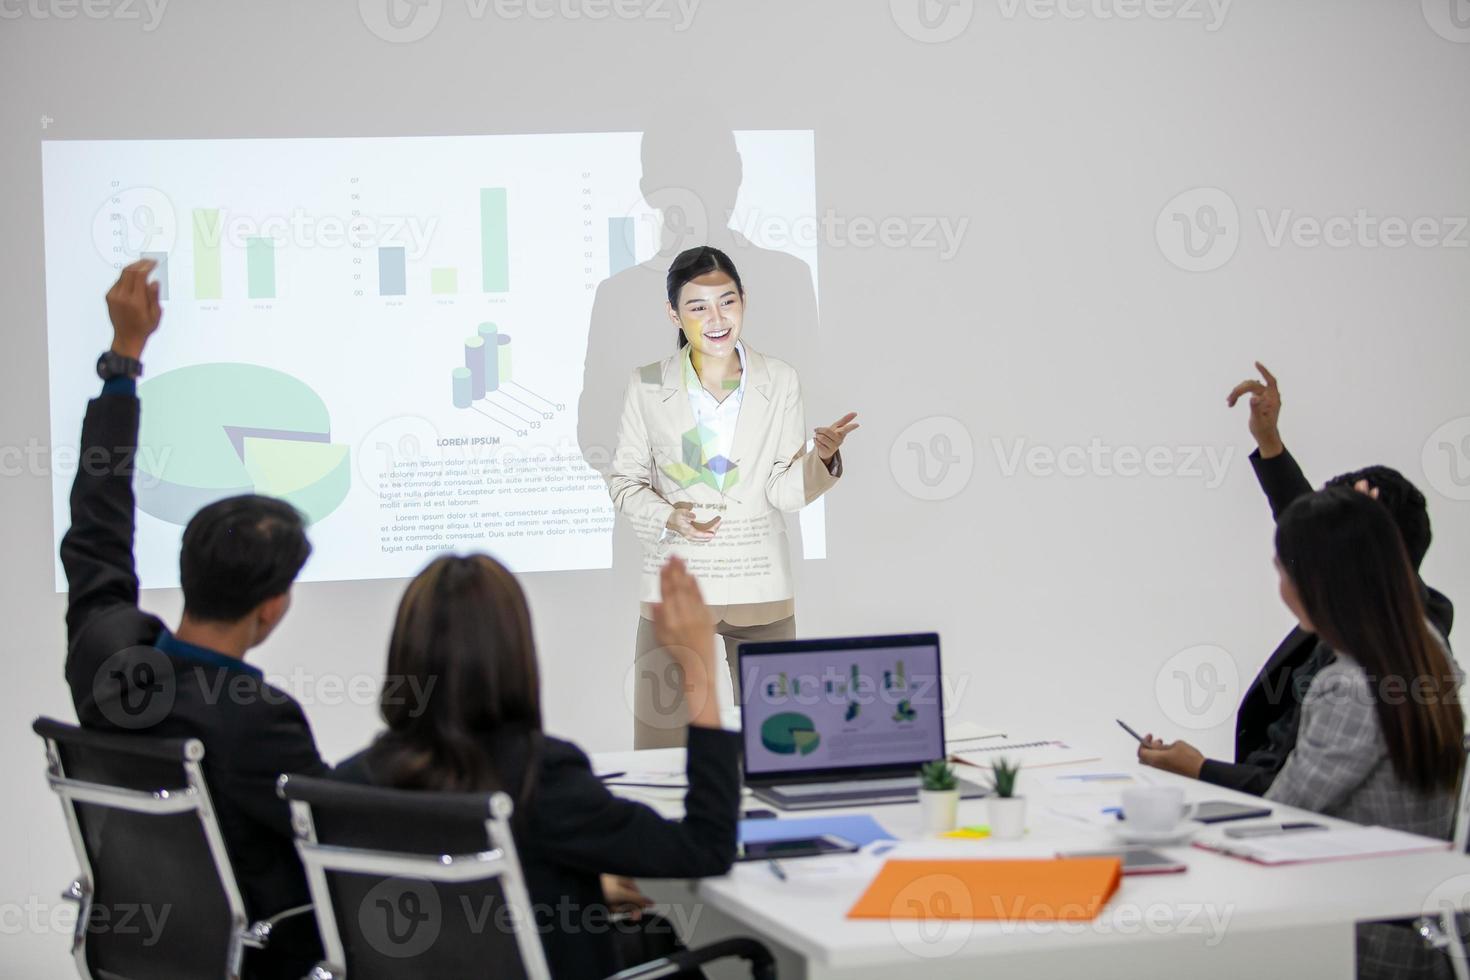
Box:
[736,835,859,861]
[1193,801,1273,824]
[1059,847,1187,875]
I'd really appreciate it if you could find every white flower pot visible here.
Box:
[918,788,960,834]
[987,796,1027,840]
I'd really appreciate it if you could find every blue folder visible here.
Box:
[737,814,896,849]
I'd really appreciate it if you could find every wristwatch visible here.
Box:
[96,350,144,381]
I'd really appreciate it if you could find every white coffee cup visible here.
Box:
[1120,786,1195,832]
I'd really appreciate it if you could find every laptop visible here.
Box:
[738,633,989,810]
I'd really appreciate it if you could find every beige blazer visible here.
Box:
[608,343,841,608]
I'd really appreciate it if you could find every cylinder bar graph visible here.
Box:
[478,322,500,392]
[498,334,512,385]
[451,322,513,408]
[464,336,486,399]
[451,367,472,409]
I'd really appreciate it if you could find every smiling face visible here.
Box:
[668,270,744,361]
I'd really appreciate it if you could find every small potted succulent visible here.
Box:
[919,759,960,834]
[985,758,1025,839]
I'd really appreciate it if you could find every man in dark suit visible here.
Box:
[62,259,327,977]
[1139,362,1452,791]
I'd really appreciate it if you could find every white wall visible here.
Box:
[2,1,1468,973]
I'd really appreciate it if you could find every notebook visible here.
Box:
[1194,825,1450,866]
[847,858,1123,922]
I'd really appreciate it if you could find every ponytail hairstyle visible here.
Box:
[1275,488,1464,795]
[666,245,744,350]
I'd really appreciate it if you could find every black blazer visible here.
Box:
[1199,448,1454,795]
[331,725,741,979]
[60,389,328,930]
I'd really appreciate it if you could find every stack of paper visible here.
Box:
[1194,825,1449,865]
[952,739,1101,771]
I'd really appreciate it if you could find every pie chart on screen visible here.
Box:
[135,363,350,526]
[761,712,821,756]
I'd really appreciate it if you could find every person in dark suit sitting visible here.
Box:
[331,554,740,979]
[1139,362,1452,790]
[62,260,327,978]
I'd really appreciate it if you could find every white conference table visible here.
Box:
[592,724,1470,980]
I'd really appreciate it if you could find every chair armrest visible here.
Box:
[607,936,776,980]
[243,903,315,950]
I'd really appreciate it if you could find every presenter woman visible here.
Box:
[609,246,858,748]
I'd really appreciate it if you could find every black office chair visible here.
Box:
[277,773,777,979]
[33,716,312,980]
[1410,734,1470,980]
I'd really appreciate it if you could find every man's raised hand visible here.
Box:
[105,259,163,359]
[1226,361,1283,459]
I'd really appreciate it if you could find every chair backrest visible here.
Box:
[32,716,250,980]
[277,774,550,980]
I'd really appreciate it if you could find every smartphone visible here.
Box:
[737,835,859,861]
[1192,801,1273,824]
[1059,847,1187,875]
[1116,719,1145,743]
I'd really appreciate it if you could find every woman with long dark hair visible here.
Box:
[1238,487,1462,979]
[331,554,740,978]
[1264,486,1463,831]
[608,244,859,747]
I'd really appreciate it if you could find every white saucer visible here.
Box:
[1107,823,1197,846]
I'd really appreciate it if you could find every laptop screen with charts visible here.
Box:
[739,633,948,786]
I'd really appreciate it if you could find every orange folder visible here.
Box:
[847,858,1123,922]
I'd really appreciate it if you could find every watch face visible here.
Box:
[97,351,141,380]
